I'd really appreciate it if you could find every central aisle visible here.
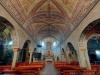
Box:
[41,62,58,75]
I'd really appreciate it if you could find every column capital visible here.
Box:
[13,48,20,51]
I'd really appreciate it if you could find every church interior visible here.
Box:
[0,0,100,75]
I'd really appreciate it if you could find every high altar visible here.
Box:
[45,50,53,62]
[45,42,53,62]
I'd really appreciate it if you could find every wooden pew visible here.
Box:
[18,70,38,75]
[91,65,99,71]
[96,67,100,75]
[2,70,19,74]
[0,68,2,74]
[82,70,96,75]
[0,66,11,70]
[57,66,86,75]
[16,62,29,66]
[63,70,81,75]
[15,65,43,71]
[63,70,96,75]
[0,62,44,75]
[29,62,45,67]
[2,69,38,75]
[70,61,79,65]
[54,62,67,66]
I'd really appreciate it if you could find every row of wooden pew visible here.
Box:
[0,62,45,75]
[54,62,98,75]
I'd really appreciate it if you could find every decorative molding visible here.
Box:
[12,48,20,51]
[0,0,24,24]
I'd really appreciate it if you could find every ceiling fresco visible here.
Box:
[55,0,80,18]
[19,0,41,15]
[0,0,98,42]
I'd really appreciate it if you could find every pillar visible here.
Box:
[29,51,33,64]
[66,50,70,63]
[78,41,91,70]
[11,48,19,70]
[66,53,70,63]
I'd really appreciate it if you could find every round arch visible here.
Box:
[0,16,19,65]
[19,40,30,62]
[78,18,100,69]
[67,42,77,62]
[79,19,100,64]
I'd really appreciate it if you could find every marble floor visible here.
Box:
[41,62,59,75]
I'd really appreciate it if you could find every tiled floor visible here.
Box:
[41,62,59,75]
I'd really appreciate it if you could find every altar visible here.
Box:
[45,42,54,62]
[45,56,53,62]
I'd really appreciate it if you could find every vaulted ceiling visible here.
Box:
[0,0,98,43]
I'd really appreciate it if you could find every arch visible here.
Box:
[0,16,19,48]
[66,42,77,62]
[79,19,100,41]
[19,40,30,62]
[87,36,100,63]
[67,42,75,51]
[0,16,19,65]
[78,18,100,69]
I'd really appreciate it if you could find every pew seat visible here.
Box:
[2,69,38,75]
[82,70,96,75]
[2,70,18,74]
[63,70,81,75]
[18,70,38,75]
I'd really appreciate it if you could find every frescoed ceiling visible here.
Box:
[0,0,98,43]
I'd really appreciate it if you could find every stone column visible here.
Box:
[78,42,91,70]
[32,52,35,62]
[11,48,19,70]
[66,50,70,63]
[61,54,65,62]
[29,51,33,64]
[66,54,70,63]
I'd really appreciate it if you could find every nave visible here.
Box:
[0,0,100,75]
[41,62,58,75]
